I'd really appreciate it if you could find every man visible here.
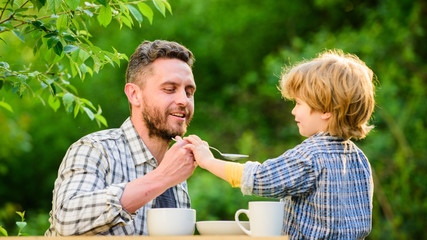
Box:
[46,40,197,235]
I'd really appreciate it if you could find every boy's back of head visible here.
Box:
[280,50,375,140]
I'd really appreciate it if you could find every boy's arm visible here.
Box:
[183,135,245,187]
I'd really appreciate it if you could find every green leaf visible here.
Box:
[79,63,88,75]
[56,14,68,32]
[152,0,166,17]
[64,45,79,53]
[47,36,59,48]
[0,101,13,113]
[83,107,95,120]
[137,2,153,24]
[95,0,108,7]
[53,41,63,56]
[0,225,8,236]
[12,30,25,42]
[97,5,112,27]
[31,20,45,29]
[121,14,133,28]
[95,113,108,127]
[66,0,80,10]
[80,98,95,110]
[16,222,27,230]
[47,0,62,13]
[62,93,75,106]
[127,5,143,25]
[48,95,60,112]
[43,32,57,38]
[16,211,25,220]
[73,102,80,118]
[63,34,77,42]
[30,0,47,10]
[0,61,10,69]
[163,0,172,15]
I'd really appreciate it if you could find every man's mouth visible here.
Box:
[170,112,186,118]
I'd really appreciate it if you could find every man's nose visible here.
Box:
[175,89,190,106]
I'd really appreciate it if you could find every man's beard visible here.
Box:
[141,102,193,141]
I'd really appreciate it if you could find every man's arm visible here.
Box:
[120,138,196,213]
[51,138,195,235]
[51,142,131,235]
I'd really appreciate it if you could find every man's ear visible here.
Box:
[124,83,141,107]
[321,112,332,120]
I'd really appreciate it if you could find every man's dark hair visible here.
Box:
[126,40,195,85]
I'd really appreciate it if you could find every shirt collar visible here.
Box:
[121,117,157,166]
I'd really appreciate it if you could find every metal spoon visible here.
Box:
[171,138,249,161]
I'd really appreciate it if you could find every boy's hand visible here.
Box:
[183,135,215,169]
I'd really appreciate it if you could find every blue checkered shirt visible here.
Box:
[45,117,191,236]
[241,133,373,239]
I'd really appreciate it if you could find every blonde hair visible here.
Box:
[279,50,375,140]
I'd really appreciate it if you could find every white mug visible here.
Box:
[235,201,284,237]
[147,208,196,236]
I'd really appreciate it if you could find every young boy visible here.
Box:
[184,50,375,239]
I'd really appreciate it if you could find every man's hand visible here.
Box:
[120,136,196,213]
[156,136,197,187]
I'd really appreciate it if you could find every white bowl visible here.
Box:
[147,208,196,236]
[196,220,250,235]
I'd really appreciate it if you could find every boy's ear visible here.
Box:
[321,112,332,120]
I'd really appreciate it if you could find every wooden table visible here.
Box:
[4,236,289,239]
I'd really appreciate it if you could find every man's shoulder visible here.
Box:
[69,127,125,151]
[82,128,124,142]
[78,118,131,144]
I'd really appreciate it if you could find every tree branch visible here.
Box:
[0,0,30,25]
[0,0,11,20]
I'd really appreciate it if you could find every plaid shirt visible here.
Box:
[45,117,191,236]
[241,133,373,239]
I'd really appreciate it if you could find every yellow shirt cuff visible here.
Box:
[225,162,245,187]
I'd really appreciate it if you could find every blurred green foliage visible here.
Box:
[0,0,426,239]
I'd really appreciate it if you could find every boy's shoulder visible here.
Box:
[296,132,362,155]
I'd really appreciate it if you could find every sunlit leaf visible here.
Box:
[95,113,108,127]
[66,0,80,10]
[48,95,60,112]
[97,5,112,27]
[137,2,153,24]
[16,211,25,220]
[56,14,68,32]
[80,98,95,110]
[0,225,8,236]
[47,0,62,13]
[127,5,143,25]
[73,102,80,117]
[121,14,133,28]
[153,0,166,17]
[163,0,172,15]
[0,101,14,113]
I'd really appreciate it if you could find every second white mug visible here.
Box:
[235,201,284,237]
